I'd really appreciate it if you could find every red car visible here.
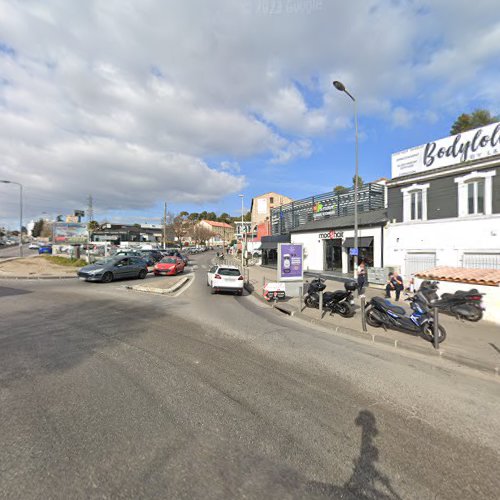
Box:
[154,256,185,276]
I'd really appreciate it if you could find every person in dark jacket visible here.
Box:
[385,272,404,301]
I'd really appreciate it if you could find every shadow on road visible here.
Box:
[306,410,402,499]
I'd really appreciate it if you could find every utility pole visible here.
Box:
[163,201,167,249]
[86,194,94,263]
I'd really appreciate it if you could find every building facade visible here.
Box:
[385,122,500,280]
[199,220,235,245]
[251,192,293,233]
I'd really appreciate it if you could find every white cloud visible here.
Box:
[0,0,499,222]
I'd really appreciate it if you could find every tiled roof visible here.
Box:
[201,220,233,228]
[415,266,500,287]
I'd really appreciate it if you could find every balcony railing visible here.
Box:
[271,183,385,235]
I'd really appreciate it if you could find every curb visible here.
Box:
[126,276,191,295]
[243,282,499,377]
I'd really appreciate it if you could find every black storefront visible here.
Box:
[260,234,291,267]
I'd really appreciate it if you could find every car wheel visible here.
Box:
[101,272,113,283]
[138,269,147,279]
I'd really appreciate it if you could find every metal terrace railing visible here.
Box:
[270,183,385,235]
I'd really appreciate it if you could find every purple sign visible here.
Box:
[278,243,303,280]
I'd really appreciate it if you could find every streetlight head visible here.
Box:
[333,81,346,92]
[0,180,11,184]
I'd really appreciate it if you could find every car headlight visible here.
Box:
[89,268,104,274]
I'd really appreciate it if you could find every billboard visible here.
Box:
[53,222,88,244]
[391,121,500,178]
[277,243,303,281]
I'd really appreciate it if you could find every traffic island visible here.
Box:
[126,275,191,295]
[0,256,80,279]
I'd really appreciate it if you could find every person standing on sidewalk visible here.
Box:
[357,260,367,296]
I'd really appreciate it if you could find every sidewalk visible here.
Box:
[240,262,500,375]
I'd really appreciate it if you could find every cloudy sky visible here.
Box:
[1,0,499,227]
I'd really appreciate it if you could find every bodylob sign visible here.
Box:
[391,121,500,178]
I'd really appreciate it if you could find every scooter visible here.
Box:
[419,281,484,322]
[364,291,446,344]
[304,277,357,317]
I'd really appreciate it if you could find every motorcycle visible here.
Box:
[364,291,446,344]
[419,281,484,322]
[304,277,357,317]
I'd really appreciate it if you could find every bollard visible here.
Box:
[319,290,323,319]
[299,285,303,312]
[433,307,439,350]
[361,296,367,332]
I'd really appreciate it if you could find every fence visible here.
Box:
[270,183,385,235]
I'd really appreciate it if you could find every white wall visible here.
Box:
[414,277,500,325]
[385,215,500,279]
[291,226,384,272]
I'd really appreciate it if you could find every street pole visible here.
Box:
[163,201,167,249]
[333,81,359,279]
[1,180,23,257]
[239,194,244,269]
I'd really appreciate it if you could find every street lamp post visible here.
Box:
[1,180,23,257]
[239,194,244,268]
[333,80,359,279]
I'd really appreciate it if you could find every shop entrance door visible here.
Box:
[324,239,342,271]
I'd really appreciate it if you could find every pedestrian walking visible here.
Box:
[357,260,367,296]
[385,272,404,301]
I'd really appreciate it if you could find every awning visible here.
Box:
[343,236,373,248]
[261,242,278,250]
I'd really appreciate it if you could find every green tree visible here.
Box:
[32,218,44,238]
[199,211,208,220]
[179,211,189,218]
[87,221,99,232]
[352,175,364,188]
[218,212,231,223]
[207,211,217,221]
[56,215,63,222]
[450,109,498,135]
[334,185,348,194]
[243,211,251,222]
[187,212,199,221]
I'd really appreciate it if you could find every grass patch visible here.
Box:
[42,255,88,267]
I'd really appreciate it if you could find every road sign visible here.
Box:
[349,247,358,256]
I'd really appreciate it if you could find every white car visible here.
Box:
[207,265,244,295]
[28,243,39,250]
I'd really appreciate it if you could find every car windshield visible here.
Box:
[161,258,177,263]
[218,268,240,276]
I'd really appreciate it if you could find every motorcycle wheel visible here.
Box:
[464,307,483,322]
[422,324,447,344]
[336,302,354,318]
[365,308,382,328]
[304,296,316,308]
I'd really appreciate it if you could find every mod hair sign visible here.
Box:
[318,230,344,239]
[391,121,500,178]
[277,243,303,281]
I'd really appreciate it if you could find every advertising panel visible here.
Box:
[391,121,500,178]
[53,222,88,244]
[277,243,303,281]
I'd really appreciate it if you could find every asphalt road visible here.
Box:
[1,252,499,499]
[0,244,38,259]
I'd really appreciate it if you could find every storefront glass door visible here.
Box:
[348,245,374,272]
[324,239,342,271]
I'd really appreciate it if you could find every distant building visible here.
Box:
[250,192,293,241]
[91,223,164,244]
[198,220,235,245]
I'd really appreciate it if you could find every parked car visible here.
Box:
[78,256,148,283]
[163,249,189,266]
[140,249,164,263]
[207,265,244,295]
[38,245,52,254]
[28,243,39,250]
[115,250,154,266]
[153,256,185,276]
